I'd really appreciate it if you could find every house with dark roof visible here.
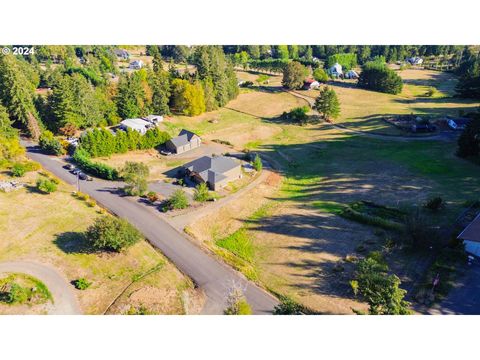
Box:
[458,214,480,257]
[114,49,130,60]
[165,129,201,154]
[182,155,242,190]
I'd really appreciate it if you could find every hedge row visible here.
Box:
[79,127,171,158]
[73,148,119,180]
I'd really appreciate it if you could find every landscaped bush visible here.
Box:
[252,154,263,172]
[193,183,211,202]
[73,278,91,290]
[146,191,159,203]
[73,148,119,180]
[162,189,189,211]
[86,215,142,252]
[36,177,58,194]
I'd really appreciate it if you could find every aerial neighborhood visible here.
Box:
[1,44,480,316]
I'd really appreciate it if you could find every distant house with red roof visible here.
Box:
[303,78,320,90]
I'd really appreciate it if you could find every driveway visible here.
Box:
[427,261,480,315]
[0,261,81,315]
[22,141,278,314]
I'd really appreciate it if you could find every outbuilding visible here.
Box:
[119,118,152,134]
[303,78,320,90]
[328,63,343,77]
[165,129,201,154]
[345,69,359,79]
[458,214,480,257]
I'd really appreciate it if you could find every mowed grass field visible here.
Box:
[296,69,479,135]
[0,170,198,314]
[181,69,480,313]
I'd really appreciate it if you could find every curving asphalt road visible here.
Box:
[0,261,81,314]
[22,141,278,314]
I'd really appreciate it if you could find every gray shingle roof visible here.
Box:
[459,214,480,243]
[168,129,200,148]
[183,156,239,183]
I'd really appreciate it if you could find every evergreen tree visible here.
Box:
[0,55,40,134]
[314,86,340,121]
[115,73,148,118]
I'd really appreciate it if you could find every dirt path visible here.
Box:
[0,261,81,315]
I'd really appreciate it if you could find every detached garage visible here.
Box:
[458,214,480,257]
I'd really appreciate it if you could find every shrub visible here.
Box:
[36,177,58,194]
[11,162,26,177]
[39,131,64,155]
[73,278,91,290]
[193,183,210,202]
[282,106,309,124]
[6,283,29,304]
[163,189,189,211]
[424,197,445,212]
[252,154,263,172]
[86,199,96,207]
[86,215,142,252]
[147,191,159,203]
[75,191,89,201]
[273,297,303,315]
[73,148,119,180]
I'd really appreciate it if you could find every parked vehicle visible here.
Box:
[160,150,172,156]
[63,164,75,171]
[411,123,437,133]
[78,172,91,181]
[71,168,81,175]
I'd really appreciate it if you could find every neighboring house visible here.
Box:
[129,60,144,69]
[407,57,423,65]
[345,69,359,79]
[143,115,164,125]
[119,118,152,134]
[182,155,242,190]
[114,49,130,60]
[165,129,201,154]
[303,78,320,90]
[458,214,480,257]
[328,63,343,78]
[447,116,470,131]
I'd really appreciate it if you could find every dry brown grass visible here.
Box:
[0,170,196,314]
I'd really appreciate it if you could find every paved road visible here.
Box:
[0,261,81,315]
[23,141,278,314]
[426,261,480,315]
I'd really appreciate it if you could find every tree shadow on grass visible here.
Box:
[54,231,95,254]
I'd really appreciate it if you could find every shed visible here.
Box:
[165,129,201,154]
[303,78,320,90]
[143,115,164,125]
[119,118,151,134]
[458,214,480,257]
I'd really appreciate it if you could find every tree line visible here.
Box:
[0,45,239,139]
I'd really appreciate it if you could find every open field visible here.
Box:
[176,68,480,313]
[295,69,479,135]
[0,170,200,314]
